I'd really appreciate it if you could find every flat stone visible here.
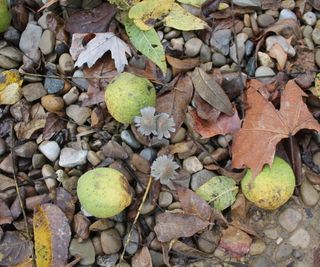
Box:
[170,37,184,52]
[22,83,47,102]
[0,138,6,157]
[199,44,211,63]
[38,141,60,162]
[210,29,231,56]
[258,51,274,68]
[32,153,46,169]
[289,228,310,249]
[301,180,319,206]
[278,208,302,232]
[257,14,275,28]
[66,104,91,125]
[184,38,203,57]
[279,9,297,21]
[230,33,248,63]
[14,141,38,158]
[255,66,275,79]
[59,147,87,168]
[158,191,173,208]
[249,239,266,255]
[0,46,23,63]
[4,26,21,46]
[183,156,203,174]
[0,54,19,69]
[19,23,42,57]
[69,238,95,265]
[100,229,122,254]
[275,242,293,261]
[191,169,216,190]
[44,75,65,94]
[39,30,55,55]
[233,0,261,7]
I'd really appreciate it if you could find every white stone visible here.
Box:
[279,9,297,21]
[59,147,87,168]
[183,156,203,174]
[39,141,60,162]
[302,12,317,26]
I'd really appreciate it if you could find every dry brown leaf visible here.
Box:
[154,212,209,242]
[189,109,241,138]
[172,240,217,259]
[166,55,200,74]
[193,91,221,121]
[33,204,71,266]
[232,80,320,177]
[132,246,153,267]
[65,3,117,33]
[177,187,212,221]
[46,13,68,43]
[191,67,233,115]
[54,187,75,223]
[269,43,287,70]
[156,74,193,133]
[0,231,32,266]
[14,119,46,140]
[0,174,15,191]
[263,18,301,39]
[43,113,67,140]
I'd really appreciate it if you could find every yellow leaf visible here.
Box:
[218,3,229,10]
[128,0,174,30]
[33,204,71,267]
[311,73,320,98]
[0,70,23,105]
[177,0,206,7]
[163,3,208,31]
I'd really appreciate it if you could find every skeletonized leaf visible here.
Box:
[196,176,238,211]
[72,33,131,72]
[154,212,209,242]
[191,67,233,115]
[232,80,320,177]
[0,231,32,266]
[125,18,167,74]
[163,3,208,31]
[34,204,71,267]
[128,0,174,30]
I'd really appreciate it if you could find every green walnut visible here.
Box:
[77,168,132,218]
[105,72,156,124]
[0,0,11,33]
[241,156,295,210]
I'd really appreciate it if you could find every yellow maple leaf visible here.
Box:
[0,70,23,105]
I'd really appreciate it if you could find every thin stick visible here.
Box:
[10,125,36,267]
[120,175,153,261]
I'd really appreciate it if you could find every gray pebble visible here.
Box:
[315,49,320,68]
[302,25,313,39]
[251,256,274,267]
[14,141,38,158]
[190,169,216,190]
[158,191,173,208]
[183,156,203,174]
[257,14,275,28]
[63,87,79,105]
[278,208,302,232]
[72,70,89,90]
[39,30,55,55]
[233,0,261,7]
[255,66,275,81]
[170,37,184,52]
[22,82,47,102]
[44,74,65,94]
[212,52,227,67]
[164,30,180,40]
[121,130,141,149]
[4,26,21,47]
[199,44,211,63]
[301,179,319,206]
[59,147,88,168]
[39,141,60,162]
[66,104,91,125]
[123,229,139,255]
[197,230,219,253]
[302,11,317,26]
[69,238,95,265]
[19,23,42,57]
[0,138,6,157]
[275,242,293,261]
[101,229,122,254]
[184,38,203,57]
[312,28,320,45]
[59,53,74,74]
[210,29,231,56]
[32,153,47,169]
[245,40,254,56]
[139,148,157,162]
[288,228,310,249]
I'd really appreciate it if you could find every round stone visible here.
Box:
[100,229,122,254]
[41,95,65,112]
[279,9,297,21]
[249,239,266,256]
[69,238,95,265]
[59,53,74,74]
[278,208,302,232]
[184,38,203,57]
[158,191,173,208]
[257,14,275,28]
[212,52,227,67]
[302,12,317,26]
[301,180,319,206]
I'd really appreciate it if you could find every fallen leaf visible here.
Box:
[54,187,75,223]
[126,59,163,83]
[191,67,233,115]
[154,212,209,242]
[219,226,252,256]
[288,45,316,74]
[71,33,131,72]
[166,55,200,74]
[14,119,46,140]
[269,43,287,71]
[193,91,221,121]
[0,199,13,225]
[169,140,195,155]
[65,3,117,33]
[177,0,206,7]
[231,193,247,222]
[0,231,32,266]
[172,240,216,258]
[177,187,212,221]
[128,0,174,30]
[196,176,238,211]
[232,80,320,177]
[43,113,67,140]
[108,0,140,10]
[262,19,301,39]
[189,109,241,138]
[33,203,71,266]
[46,13,68,43]
[0,70,23,105]
[125,18,167,74]
[132,246,153,267]
[163,3,208,31]
[0,174,15,191]
[156,74,193,132]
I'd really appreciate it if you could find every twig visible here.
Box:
[10,125,36,267]
[120,175,153,261]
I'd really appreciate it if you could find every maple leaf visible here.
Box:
[232,79,320,177]
[70,32,131,72]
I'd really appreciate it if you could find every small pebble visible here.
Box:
[258,51,274,68]
[66,104,91,125]
[69,238,95,265]
[87,151,101,166]
[302,25,313,39]
[121,130,141,150]
[191,169,216,190]
[251,256,273,267]
[38,141,60,162]
[315,49,320,68]
[59,147,88,168]
[59,53,74,74]
[301,179,319,206]
[288,228,310,249]
[197,230,219,253]
[210,29,231,56]
[255,66,275,79]
[184,38,203,57]
[63,87,79,105]
[44,74,65,94]
[170,37,184,52]
[313,151,320,166]
[312,28,320,45]
[39,30,55,55]
[4,26,21,46]
[72,70,89,90]
[249,239,266,255]
[164,30,180,40]
[100,229,122,254]
[279,9,297,21]
[199,44,211,63]
[158,191,173,208]
[263,228,278,239]
[14,141,38,158]
[212,53,227,67]
[275,242,293,262]
[257,14,275,28]
[303,11,317,26]
[170,128,186,143]
[123,229,139,255]
[280,0,295,9]
[32,153,46,169]
[41,95,65,112]
[183,156,203,174]
[22,83,47,102]
[139,148,157,162]
[150,250,165,267]
[278,208,302,232]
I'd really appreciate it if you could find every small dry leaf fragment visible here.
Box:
[151,155,179,185]
[232,80,320,177]
[0,231,32,266]
[14,119,46,140]
[269,43,287,70]
[33,203,71,266]
[134,106,158,136]
[154,212,209,242]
